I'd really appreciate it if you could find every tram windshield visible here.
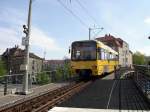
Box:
[71,41,96,61]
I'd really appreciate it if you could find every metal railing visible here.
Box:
[0,74,24,95]
[0,69,74,96]
[133,65,150,99]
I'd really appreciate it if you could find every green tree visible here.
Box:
[55,66,64,81]
[0,59,6,76]
[133,51,145,65]
[55,60,72,81]
[36,72,50,85]
[63,61,72,79]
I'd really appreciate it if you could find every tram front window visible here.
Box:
[71,42,96,60]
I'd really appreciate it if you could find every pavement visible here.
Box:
[49,107,149,112]
[0,82,69,108]
[0,84,39,96]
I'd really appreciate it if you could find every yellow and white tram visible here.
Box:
[70,40,118,77]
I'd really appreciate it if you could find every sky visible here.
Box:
[0,0,150,59]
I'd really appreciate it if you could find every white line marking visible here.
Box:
[106,80,117,109]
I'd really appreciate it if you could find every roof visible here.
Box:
[96,34,123,48]
[29,53,43,60]
[2,46,43,60]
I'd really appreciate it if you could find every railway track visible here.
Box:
[0,81,92,112]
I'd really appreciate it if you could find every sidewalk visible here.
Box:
[0,83,68,110]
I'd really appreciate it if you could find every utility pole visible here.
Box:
[89,28,91,40]
[22,0,32,95]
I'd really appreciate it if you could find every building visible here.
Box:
[2,46,43,82]
[43,58,71,71]
[96,34,133,67]
[43,60,65,71]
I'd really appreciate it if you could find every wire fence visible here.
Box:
[0,69,75,96]
[0,74,24,95]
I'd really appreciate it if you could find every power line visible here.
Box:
[75,0,100,27]
[93,27,104,38]
[57,0,89,28]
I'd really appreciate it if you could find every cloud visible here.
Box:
[0,7,25,28]
[138,46,150,56]
[0,27,21,54]
[144,17,150,24]
[0,7,62,58]
[30,27,61,51]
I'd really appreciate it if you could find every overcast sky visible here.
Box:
[0,0,150,59]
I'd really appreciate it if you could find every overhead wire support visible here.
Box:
[57,0,89,28]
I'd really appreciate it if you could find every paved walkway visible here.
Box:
[49,107,149,112]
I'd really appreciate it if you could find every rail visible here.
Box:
[0,81,92,112]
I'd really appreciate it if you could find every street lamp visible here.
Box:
[148,36,150,39]
[89,27,104,40]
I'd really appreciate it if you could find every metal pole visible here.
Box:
[23,0,32,94]
[4,76,8,95]
[89,28,91,40]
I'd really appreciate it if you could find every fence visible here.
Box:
[0,69,75,96]
[133,65,150,99]
[0,74,24,95]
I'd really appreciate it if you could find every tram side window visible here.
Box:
[97,48,101,60]
[107,52,110,60]
[101,49,105,60]
[104,51,107,60]
[110,54,117,60]
[105,51,109,60]
[109,53,113,60]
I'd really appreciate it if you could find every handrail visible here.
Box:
[133,65,150,98]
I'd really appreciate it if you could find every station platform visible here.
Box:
[49,107,148,112]
[51,71,150,111]
[0,83,68,108]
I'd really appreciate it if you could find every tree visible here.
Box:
[55,61,72,81]
[133,51,145,65]
[0,59,7,76]
[55,66,64,81]
[36,72,50,85]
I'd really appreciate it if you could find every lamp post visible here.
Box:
[22,0,32,95]
[89,27,104,40]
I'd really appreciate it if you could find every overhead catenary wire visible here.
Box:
[57,0,89,29]
[75,0,104,39]
[93,28,104,38]
[75,0,100,27]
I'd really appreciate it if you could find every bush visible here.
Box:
[0,60,6,76]
[36,72,50,85]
